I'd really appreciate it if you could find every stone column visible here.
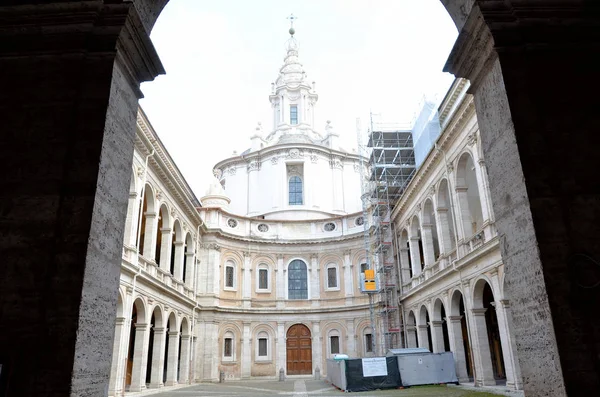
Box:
[173,241,185,280]
[184,251,195,288]
[143,212,158,258]
[277,322,286,374]
[165,330,180,386]
[203,320,220,381]
[409,237,422,276]
[343,251,354,301]
[241,323,251,378]
[470,308,495,386]
[406,326,417,348]
[436,208,454,255]
[129,323,150,392]
[430,320,445,353]
[149,327,166,388]
[312,322,323,375]
[417,325,430,352]
[108,317,127,395]
[178,335,191,384]
[159,227,172,271]
[398,247,411,282]
[421,223,436,267]
[276,255,285,308]
[124,191,140,247]
[310,254,320,307]
[447,316,470,383]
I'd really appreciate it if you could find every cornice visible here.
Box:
[202,228,364,246]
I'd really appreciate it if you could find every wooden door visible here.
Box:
[286,324,312,375]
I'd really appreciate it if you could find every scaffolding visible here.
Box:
[357,113,416,355]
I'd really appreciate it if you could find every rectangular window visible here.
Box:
[361,263,368,274]
[258,338,268,357]
[365,333,373,353]
[290,105,298,125]
[224,338,233,357]
[259,268,268,290]
[330,336,340,354]
[327,267,337,289]
[225,266,234,288]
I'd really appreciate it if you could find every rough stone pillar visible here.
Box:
[430,321,445,353]
[178,335,191,384]
[408,237,422,276]
[406,326,417,349]
[149,327,166,388]
[417,325,430,352]
[436,208,454,255]
[129,323,150,392]
[108,317,127,395]
[447,316,470,383]
[165,331,180,386]
[444,3,600,395]
[173,241,185,280]
[159,227,172,271]
[277,322,286,374]
[470,308,495,386]
[421,224,436,267]
[312,322,322,376]
[241,323,251,378]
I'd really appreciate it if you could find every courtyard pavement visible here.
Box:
[145,379,514,397]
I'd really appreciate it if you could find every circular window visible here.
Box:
[324,222,336,232]
[355,216,364,226]
[257,223,269,232]
[227,219,238,228]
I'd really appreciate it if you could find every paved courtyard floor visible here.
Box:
[147,380,511,397]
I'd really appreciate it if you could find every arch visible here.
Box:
[422,198,441,264]
[287,259,308,299]
[455,151,484,238]
[183,232,194,285]
[433,298,451,352]
[406,310,418,349]
[170,219,183,276]
[253,324,275,362]
[125,298,147,388]
[146,305,164,385]
[436,178,457,253]
[180,317,190,337]
[418,305,433,352]
[115,289,125,318]
[138,183,156,256]
[155,203,171,266]
[163,311,179,384]
[256,262,271,292]
[327,328,342,356]
[399,228,412,279]
[409,215,424,275]
[223,259,237,290]
[448,288,474,379]
[286,324,312,375]
[472,278,506,381]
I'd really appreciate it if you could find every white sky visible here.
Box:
[139,0,458,197]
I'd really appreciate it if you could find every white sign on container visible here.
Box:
[361,357,388,377]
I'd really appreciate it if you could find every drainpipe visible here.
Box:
[435,142,477,385]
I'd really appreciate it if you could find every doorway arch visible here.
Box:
[286,324,312,375]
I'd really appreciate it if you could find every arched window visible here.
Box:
[289,176,303,205]
[223,331,235,361]
[255,331,270,361]
[224,260,236,291]
[256,263,270,292]
[326,263,339,290]
[328,329,341,356]
[288,260,308,299]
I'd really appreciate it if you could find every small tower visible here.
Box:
[200,177,231,209]
[266,15,320,144]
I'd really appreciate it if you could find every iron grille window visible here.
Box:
[259,268,268,290]
[327,267,337,288]
[360,263,368,273]
[330,336,340,354]
[224,338,233,357]
[225,266,234,288]
[289,176,303,205]
[290,105,298,125]
[258,338,268,357]
[365,333,373,353]
[288,260,308,299]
